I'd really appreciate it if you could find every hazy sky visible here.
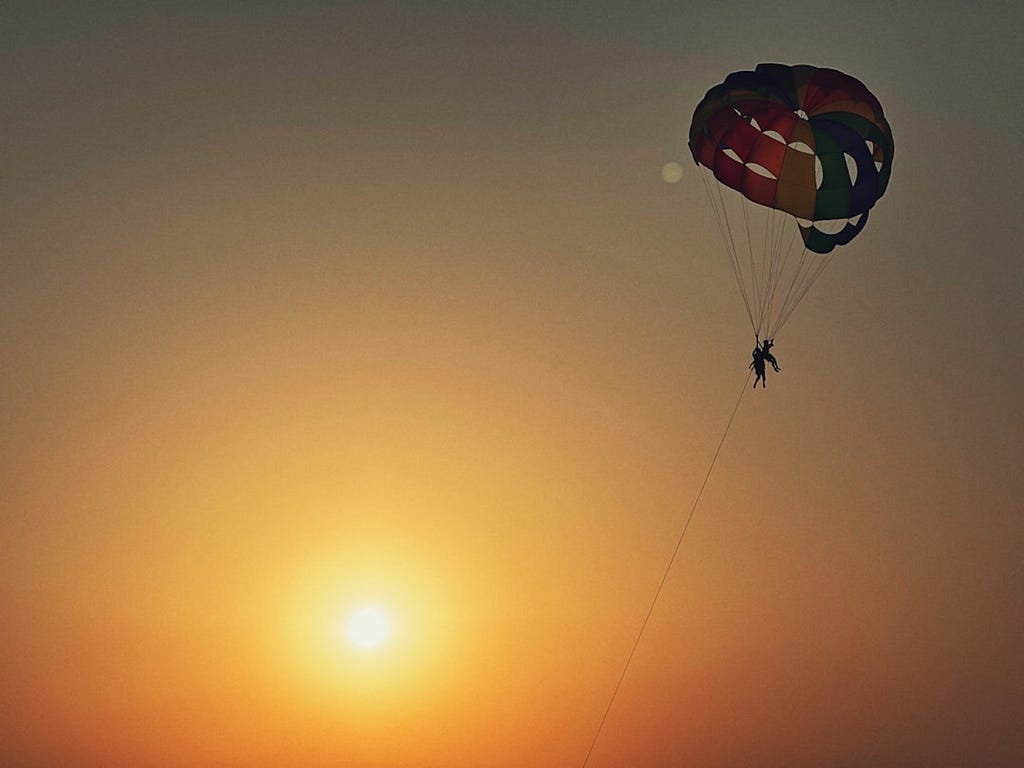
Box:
[2,3,1022,767]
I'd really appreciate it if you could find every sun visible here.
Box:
[345,605,391,650]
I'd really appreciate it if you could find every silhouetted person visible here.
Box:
[761,338,780,372]
[750,343,766,388]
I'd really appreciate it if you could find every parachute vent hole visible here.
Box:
[722,148,743,164]
[788,141,814,155]
[763,129,787,144]
[844,152,858,185]
[746,163,777,180]
[795,108,809,120]
[813,218,849,235]
[814,156,824,190]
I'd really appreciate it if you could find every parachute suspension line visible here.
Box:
[764,207,785,326]
[700,169,735,276]
[755,209,772,334]
[760,210,784,332]
[707,171,754,334]
[699,169,831,340]
[770,245,815,334]
[773,248,836,337]
[765,210,778,309]
[699,170,738,303]
[760,218,805,338]
[733,200,797,339]
[739,195,763,334]
[759,206,789,334]
[701,168,756,336]
[580,369,752,768]
[762,214,800,328]
[726,187,760,336]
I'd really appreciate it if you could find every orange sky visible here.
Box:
[2,4,1022,768]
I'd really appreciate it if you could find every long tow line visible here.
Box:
[580,368,752,768]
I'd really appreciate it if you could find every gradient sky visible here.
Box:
[2,3,1022,767]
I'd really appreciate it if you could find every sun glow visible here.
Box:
[345,605,391,650]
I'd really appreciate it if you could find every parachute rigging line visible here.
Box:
[700,167,755,336]
[580,369,752,768]
[773,247,836,337]
[699,166,835,340]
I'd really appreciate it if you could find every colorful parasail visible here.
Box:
[689,63,894,338]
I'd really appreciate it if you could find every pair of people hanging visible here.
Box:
[749,337,779,388]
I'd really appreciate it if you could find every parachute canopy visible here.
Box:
[690,63,893,254]
[689,63,893,337]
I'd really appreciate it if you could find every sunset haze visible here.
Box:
[2,3,1022,767]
